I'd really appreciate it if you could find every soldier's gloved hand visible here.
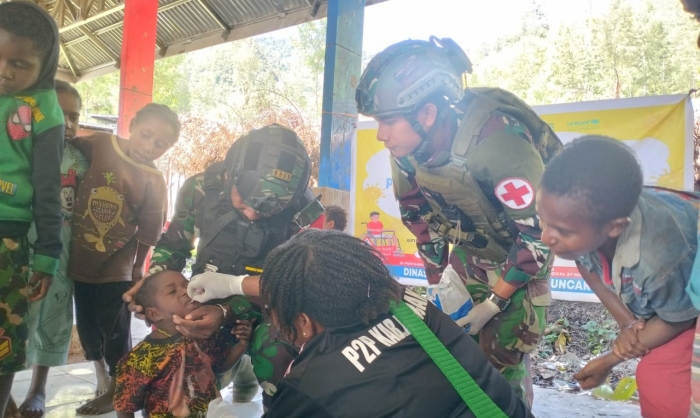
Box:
[456,298,500,335]
[187,272,248,303]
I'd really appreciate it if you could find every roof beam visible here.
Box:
[64,0,213,48]
[59,3,125,33]
[196,0,230,33]
[59,41,78,78]
[78,26,121,66]
[63,0,79,22]
[81,0,96,20]
[309,0,322,17]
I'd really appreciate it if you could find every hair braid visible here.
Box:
[261,230,402,338]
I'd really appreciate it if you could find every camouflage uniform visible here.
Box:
[356,38,556,407]
[393,110,552,405]
[150,125,319,407]
[148,172,299,407]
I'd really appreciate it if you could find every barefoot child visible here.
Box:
[0,3,64,416]
[69,104,180,415]
[114,271,252,418]
[536,136,698,418]
[15,80,89,418]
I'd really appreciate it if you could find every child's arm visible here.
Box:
[575,317,695,389]
[221,320,253,371]
[134,179,167,271]
[132,241,151,284]
[113,351,150,417]
[576,263,652,359]
[29,117,64,301]
[576,262,637,327]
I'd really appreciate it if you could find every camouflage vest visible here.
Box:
[395,88,563,262]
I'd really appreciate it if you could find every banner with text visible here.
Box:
[350,94,694,301]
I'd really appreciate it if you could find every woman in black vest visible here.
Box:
[258,229,532,418]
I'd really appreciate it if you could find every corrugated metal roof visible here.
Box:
[45,0,388,81]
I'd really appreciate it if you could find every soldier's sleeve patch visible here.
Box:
[495,177,534,210]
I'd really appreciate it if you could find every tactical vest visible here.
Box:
[396,88,563,263]
[192,162,294,276]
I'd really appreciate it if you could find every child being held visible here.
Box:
[536,135,699,418]
[114,270,252,418]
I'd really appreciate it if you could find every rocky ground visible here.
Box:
[530,300,641,417]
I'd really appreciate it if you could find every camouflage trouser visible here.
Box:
[0,236,30,376]
[218,296,298,408]
[450,250,550,408]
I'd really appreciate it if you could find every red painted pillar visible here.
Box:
[117,0,158,137]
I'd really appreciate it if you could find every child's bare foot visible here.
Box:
[93,360,110,397]
[18,391,45,418]
[76,378,115,416]
[4,396,20,418]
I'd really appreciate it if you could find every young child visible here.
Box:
[536,135,698,418]
[114,270,252,418]
[0,3,64,416]
[69,104,180,415]
[16,80,89,418]
[322,205,347,232]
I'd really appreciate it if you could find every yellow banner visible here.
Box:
[535,96,691,189]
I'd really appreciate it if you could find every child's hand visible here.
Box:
[28,272,52,302]
[612,319,649,360]
[232,320,253,345]
[573,355,616,390]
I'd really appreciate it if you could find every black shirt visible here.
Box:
[264,289,532,418]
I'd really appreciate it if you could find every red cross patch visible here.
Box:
[495,178,534,210]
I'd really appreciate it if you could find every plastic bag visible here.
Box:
[426,265,473,331]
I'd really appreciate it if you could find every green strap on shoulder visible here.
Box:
[390,301,508,418]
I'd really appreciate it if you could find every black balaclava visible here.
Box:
[0,1,61,90]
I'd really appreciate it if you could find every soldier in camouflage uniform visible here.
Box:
[355,37,562,407]
[124,124,323,409]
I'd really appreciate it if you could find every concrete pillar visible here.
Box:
[117,0,158,136]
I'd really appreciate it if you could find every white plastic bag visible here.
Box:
[426,265,473,331]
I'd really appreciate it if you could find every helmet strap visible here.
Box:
[410,102,452,165]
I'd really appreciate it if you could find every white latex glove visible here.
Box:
[456,298,500,335]
[187,272,248,303]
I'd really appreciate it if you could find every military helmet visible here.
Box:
[356,36,472,119]
[223,124,311,218]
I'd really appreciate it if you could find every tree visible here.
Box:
[293,19,327,114]
[153,54,191,112]
[75,71,119,120]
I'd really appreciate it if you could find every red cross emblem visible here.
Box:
[495,178,534,210]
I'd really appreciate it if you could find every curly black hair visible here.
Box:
[324,205,347,231]
[260,229,403,342]
[541,135,643,226]
[134,270,183,325]
[131,103,181,140]
[55,80,82,106]
[0,2,55,60]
